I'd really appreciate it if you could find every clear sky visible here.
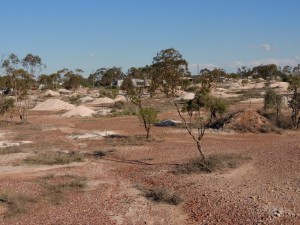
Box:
[1,0,299,76]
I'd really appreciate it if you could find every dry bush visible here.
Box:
[24,151,84,165]
[139,186,183,205]
[0,191,36,217]
[0,146,22,155]
[40,174,86,205]
[92,150,106,158]
[175,153,251,174]
[105,134,156,146]
[68,95,82,105]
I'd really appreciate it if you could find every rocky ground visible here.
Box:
[0,106,299,224]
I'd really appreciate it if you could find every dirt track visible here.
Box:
[0,111,299,224]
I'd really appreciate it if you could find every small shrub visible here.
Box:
[112,101,125,111]
[176,153,251,174]
[241,79,249,86]
[68,95,82,105]
[274,116,294,129]
[106,135,155,146]
[0,191,35,217]
[40,175,86,205]
[24,151,84,165]
[92,150,106,158]
[185,86,199,93]
[141,187,183,205]
[99,88,119,99]
[0,147,22,155]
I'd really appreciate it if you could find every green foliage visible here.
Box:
[120,76,156,138]
[288,76,300,128]
[63,70,86,90]
[0,97,15,115]
[152,48,190,96]
[68,95,82,105]
[98,88,119,99]
[138,107,158,138]
[252,64,280,79]
[89,67,124,87]
[264,88,282,117]
[183,91,227,122]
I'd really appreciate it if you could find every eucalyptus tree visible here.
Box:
[152,48,190,96]
[121,75,158,139]
[288,76,300,128]
[151,48,228,160]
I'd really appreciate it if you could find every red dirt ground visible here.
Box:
[0,109,299,225]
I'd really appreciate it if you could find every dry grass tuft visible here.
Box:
[0,191,36,217]
[176,153,251,174]
[0,146,22,155]
[24,151,84,165]
[139,186,183,205]
[40,174,86,205]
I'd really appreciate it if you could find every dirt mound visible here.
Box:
[88,97,115,106]
[32,99,75,111]
[212,109,276,133]
[44,90,60,97]
[177,91,195,100]
[114,95,127,102]
[80,96,94,103]
[62,105,96,118]
[240,98,264,104]
[58,88,72,94]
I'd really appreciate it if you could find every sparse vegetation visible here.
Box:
[106,134,156,146]
[139,186,183,205]
[24,151,84,165]
[0,191,36,217]
[40,174,86,205]
[121,76,158,139]
[68,95,82,105]
[92,150,106,158]
[0,146,22,155]
[176,153,251,174]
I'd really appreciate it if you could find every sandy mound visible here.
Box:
[212,90,240,98]
[58,89,72,94]
[89,90,100,98]
[62,105,96,118]
[32,99,75,111]
[88,97,115,106]
[177,91,195,100]
[45,90,60,97]
[270,82,289,91]
[80,96,94,103]
[114,95,127,102]
[240,98,264,104]
[220,109,276,133]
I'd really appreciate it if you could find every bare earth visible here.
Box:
[0,109,299,225]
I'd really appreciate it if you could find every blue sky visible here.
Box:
[1,0,299,76]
